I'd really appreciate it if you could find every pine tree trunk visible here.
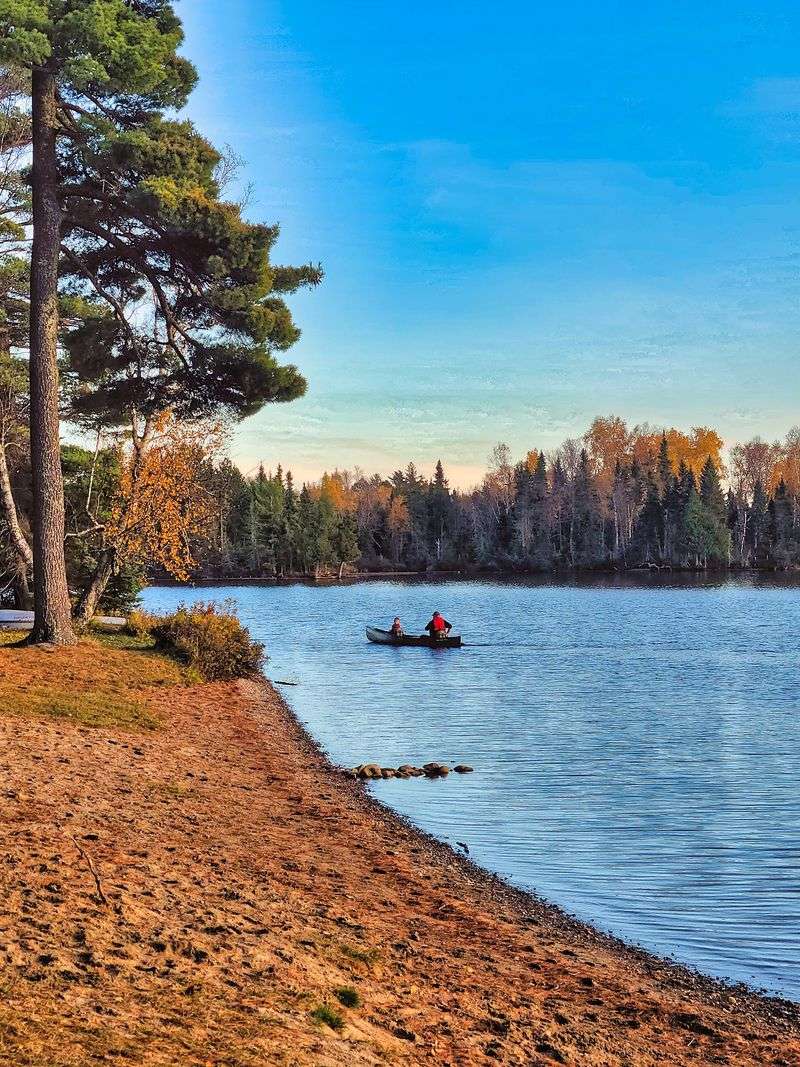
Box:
[73,548,115,624]
[28,67,75,644]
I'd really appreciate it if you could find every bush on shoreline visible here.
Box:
[127,601,265,681]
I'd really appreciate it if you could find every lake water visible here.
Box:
[142,577,800,999]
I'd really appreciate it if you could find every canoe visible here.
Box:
[366,626,462,648]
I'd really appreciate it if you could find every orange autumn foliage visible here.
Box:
[106,415,221,580]
[579,417,724,499]
[524,450,540,474]
[307,470,357,512]
[632,426,725,479]
[387,494,410,533]
[580,417,725,482]
[767,428,800,495]
[320,471,357,512]
[583,416,632,492]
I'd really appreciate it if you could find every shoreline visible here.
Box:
[148,569,800,591]
[274,680,800,1027]
[2,657,799,1064]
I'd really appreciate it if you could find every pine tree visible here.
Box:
[279,470,297,574]
[511,459,534,558]
[0,0,198,643]
[295,485,317,573]
[769,479,797,567]
[657,435,672,496]
[630,474,663,564]
[571,449,603,566]
[60,109,319,432]
[334,512,360,572]
[428,459,452,563]
[749,480,769,562]
[684,489,731,567]
[529,452,551,567]
[610,460,627,559]
[700,457,726,522]
[551,456,568,560]
[726,488,745,566]
[0,2,322,631]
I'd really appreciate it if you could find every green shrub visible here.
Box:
[333,985,360,1008]
[311,1004,345,1031]
[133,601,265,681]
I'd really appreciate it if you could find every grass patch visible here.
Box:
[0,629,30,648]
[0,629,191,731]
[340,944,380,966]
[333,986,360,1008]
[154,782,197,799]
[310,1004,345,1032]
[3,685,159,730]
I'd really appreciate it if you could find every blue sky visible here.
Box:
[179,1,800,486]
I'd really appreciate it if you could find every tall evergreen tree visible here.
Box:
[0,0,197,642]
[60,116,318,428]
[550,456,568,560]
[279,470,298,575]
[749,479,769,562]
[527,452,551,567]
[571,449,603,566]
[657,434,672,495]
[684,487,730,567]
[630,474,663,564]
[428,459,452,563]
[700,457,726,522]
[770,479,796,566]
[334,511,359,573]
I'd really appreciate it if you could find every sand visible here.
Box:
[1,672,799,1065]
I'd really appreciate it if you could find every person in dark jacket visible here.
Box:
[424,611,452,640]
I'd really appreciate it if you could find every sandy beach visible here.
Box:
[1,641,799,1065]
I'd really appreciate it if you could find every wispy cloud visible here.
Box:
[388,139,691,256]
[723,77,800,142]
[730,77,800,115]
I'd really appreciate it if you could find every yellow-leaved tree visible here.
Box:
[73,415,222,622]
[632,425,725,479]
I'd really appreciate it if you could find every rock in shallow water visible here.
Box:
[354,764,382,780]
[347,761,472,780]
[422,763,450,778]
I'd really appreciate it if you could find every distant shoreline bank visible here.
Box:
[148,568,800,590]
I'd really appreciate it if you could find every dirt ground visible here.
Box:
[1,643,799,1065]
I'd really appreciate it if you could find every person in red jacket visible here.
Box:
[424,611,452,641]
[389,617,403,640]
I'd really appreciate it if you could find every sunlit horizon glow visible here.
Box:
[175,2,800,489]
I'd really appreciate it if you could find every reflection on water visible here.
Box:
[143,577,800,998]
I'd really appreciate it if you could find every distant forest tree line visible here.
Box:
[179,416,800,580]
[5,412,800,613]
